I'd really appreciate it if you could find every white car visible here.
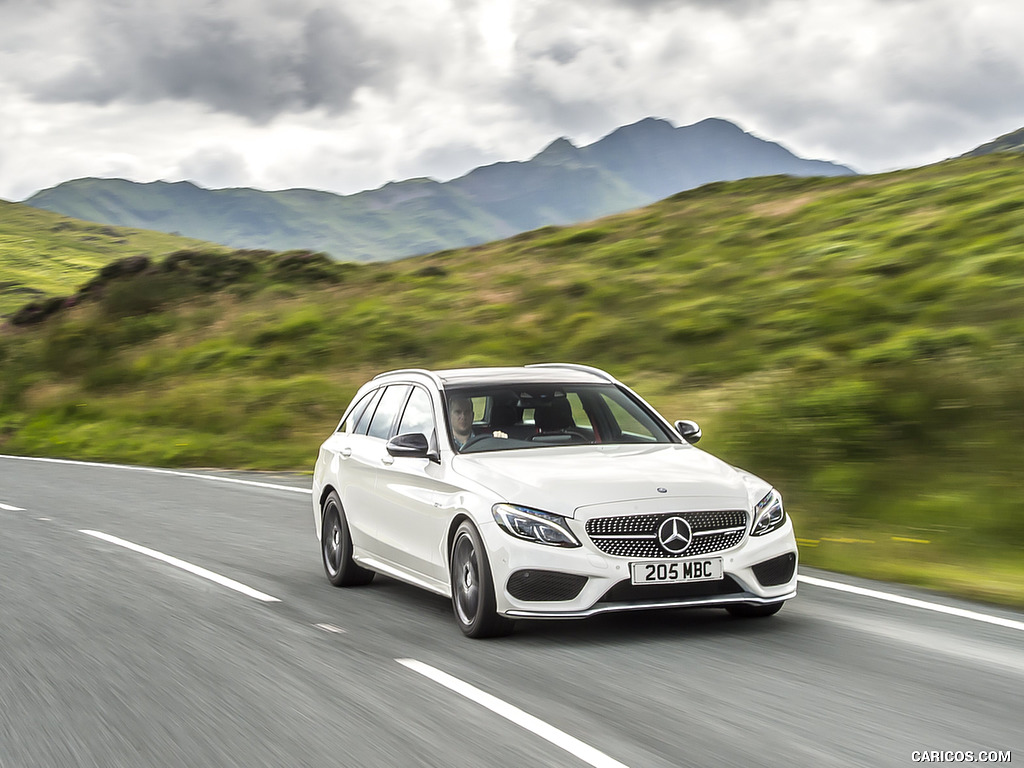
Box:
[311,364,798,637]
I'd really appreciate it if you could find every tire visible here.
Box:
[321,491,375,587]
[449,521,515,638]
[726,601,785,618]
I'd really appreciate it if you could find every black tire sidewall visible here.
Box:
[450,521,512,638]
[321,491,373,587]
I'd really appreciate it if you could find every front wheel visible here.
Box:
[450,521,515,638]
[321,491,374,587]
[726,601,784,618]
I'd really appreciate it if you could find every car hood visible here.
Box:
[451,443,751,518]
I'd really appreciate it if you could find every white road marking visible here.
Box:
[397,658,630,768]
[0,501,25,511]
[314,623,347,634]
[0,454,312,495]
[799,575,1024,633]
[81,529,281,603]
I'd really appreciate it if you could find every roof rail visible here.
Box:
[372,368,443,386]
[525,363,617,382]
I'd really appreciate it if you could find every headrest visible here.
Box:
[534,397,574,431]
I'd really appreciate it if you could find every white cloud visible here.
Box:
[1,0,1023,201]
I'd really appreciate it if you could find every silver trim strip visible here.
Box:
[356,556,450,597]
[503,589,798,619]
[694,526,747,536]
[589,526,745,540]
[372,368,444,386]
[525,363,617,382]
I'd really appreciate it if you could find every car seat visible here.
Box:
[534,397,575,432]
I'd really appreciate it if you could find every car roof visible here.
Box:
[372,364,618,388]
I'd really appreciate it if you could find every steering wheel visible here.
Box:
[458,434,491,450]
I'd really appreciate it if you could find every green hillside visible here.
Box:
[0,200,222,316]
[2,154,1023,606]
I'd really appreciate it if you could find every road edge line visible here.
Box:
[1,454,311,495]
[798,574,1024,632]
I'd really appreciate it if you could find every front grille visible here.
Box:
[598,576,744,603]
[751,552,797,586]
[506,570,588,602]
[586,510,747,558]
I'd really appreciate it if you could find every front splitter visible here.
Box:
[502,588,798,619]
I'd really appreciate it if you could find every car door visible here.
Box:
[373,385,455,586]
[344,383,410,555]
[317,386,381,547]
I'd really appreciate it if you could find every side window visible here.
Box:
[367,385,411,440]
[353,388,384,435]
[567,392,592,429]
[397,387,436,437]
[600,392,659,441]
[339,390,376,433]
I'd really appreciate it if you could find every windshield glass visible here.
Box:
[444,383,677,453]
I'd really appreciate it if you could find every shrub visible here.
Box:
[100,271,182,317]
[10,296,68,326]
[417,265,448,278]
[272,250,341,283]
[99,254,151,280]
[161,249,258,290]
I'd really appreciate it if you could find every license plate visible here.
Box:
[630,558,724,585]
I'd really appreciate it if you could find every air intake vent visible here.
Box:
[598,576,744,604]
[506,570,588,602]
[751,553,797,586]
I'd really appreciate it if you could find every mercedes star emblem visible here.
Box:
[657,516,693,555]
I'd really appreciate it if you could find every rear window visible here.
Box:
[353,388,384,435]
[339,389,379,433]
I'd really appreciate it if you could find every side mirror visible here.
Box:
[674,419,702,444]
[386,432,439,461]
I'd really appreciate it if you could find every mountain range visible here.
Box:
[25,117,854,262]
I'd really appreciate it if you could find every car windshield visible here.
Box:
[444,383,677,453]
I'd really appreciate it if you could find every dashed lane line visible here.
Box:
[397,658,633,768]
[81,529,281,603]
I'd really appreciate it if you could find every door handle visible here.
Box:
[381,456,394,466]
[340,447,352,458]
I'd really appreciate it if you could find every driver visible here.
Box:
[449,395,474,449]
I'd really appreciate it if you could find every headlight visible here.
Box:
[491,504,581,548]
[751,489,786,536]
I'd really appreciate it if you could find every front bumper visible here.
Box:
[481,515,798,619]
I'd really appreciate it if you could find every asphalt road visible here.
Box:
[0,454,1020,768]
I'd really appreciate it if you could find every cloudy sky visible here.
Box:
[1,0,1023,202]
